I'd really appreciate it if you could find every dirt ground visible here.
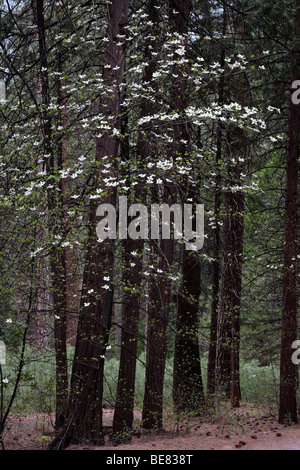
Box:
[2,404,300,451]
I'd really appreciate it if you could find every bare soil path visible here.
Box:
[2,404,300,450]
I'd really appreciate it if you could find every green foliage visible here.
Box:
[1,349,284,417]
[1,346,56,414]
[239,360,280,408]
[102,352,174,409]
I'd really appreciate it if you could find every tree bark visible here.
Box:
[112,237,143,441]
[141,0,197,428]
[35,0,68,429]
[206,5,227,403]
[167,0,205,415]
[48,0,129,449]
[173,248,205,414]
[278,0,300,425]
[142,229,174,429]
[216,14,249,406]
[216,163,244,404]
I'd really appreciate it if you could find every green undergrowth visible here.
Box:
[0,345,287,418]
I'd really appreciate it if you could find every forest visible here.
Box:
[0,0,300,452]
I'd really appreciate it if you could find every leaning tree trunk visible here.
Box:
[278,0,300,425]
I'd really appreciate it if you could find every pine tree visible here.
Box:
[278,0,300,426]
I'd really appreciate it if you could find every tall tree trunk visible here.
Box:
[168,0,205,415]
[229,179,244,408]
[278,0,300,425]
[216,13,249,406]
[141,0,196,429]
[141,213,174,429]
[55,6,81,348]
[112,236,143,442]
[112,91,143,443]
[206,5,226,403]
[173,247,205,414]
[206,152,221,402]
[112,0,159,441]
[216,162,244,404]
[48,0,129,449]
[217,120,246,408]
[35,0,68,429]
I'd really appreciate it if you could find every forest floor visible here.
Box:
[2,403,300,450]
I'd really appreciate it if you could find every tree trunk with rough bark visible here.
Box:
[142,227,174,429]
[168,0,205,416]
[216,15,249,406]
[173,248,205,414]
[278,0,300,425]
